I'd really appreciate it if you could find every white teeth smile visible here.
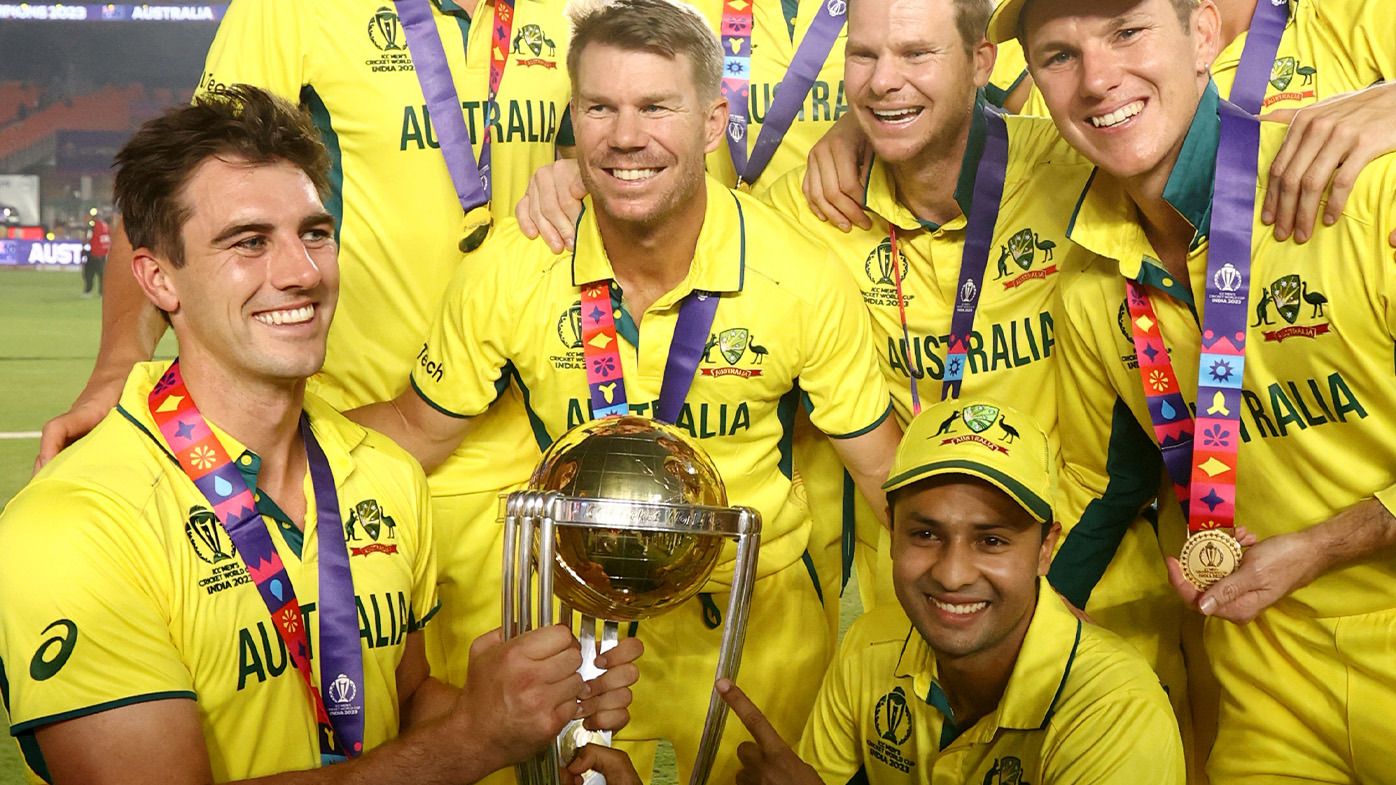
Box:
[610,168,661,182]
[932,598,989,615]
[1089,101,1144,128]
[872,107,922,123]
[254,305,315,326]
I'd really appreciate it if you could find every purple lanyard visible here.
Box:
[720,0,847,187]
[394,0,513,212]
[580,282,721,425]
[887,105,1009,412]
[149,362,364,764]
[1129,0,1287,517]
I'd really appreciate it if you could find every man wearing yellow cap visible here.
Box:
[718,397,1183,784]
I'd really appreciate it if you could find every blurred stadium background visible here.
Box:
[0,4,222,781]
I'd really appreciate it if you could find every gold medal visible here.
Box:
[1180,529,1243,590]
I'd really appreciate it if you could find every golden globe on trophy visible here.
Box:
[502,416,762,785]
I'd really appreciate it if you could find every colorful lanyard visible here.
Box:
[887,104,1010,415]
[395,0,516,213]
[719,0,846,187]
[1126,0,1288,532]
[579,281,720,424]
[149,361,364,765]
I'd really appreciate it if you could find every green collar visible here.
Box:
[432,0,472,16]
[1160,80,1220,248]
[862,93,989,232]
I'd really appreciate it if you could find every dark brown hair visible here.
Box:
[113,84,329,267]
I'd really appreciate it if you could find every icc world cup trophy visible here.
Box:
[502,416,762,785]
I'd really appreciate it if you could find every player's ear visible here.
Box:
[131,247,181,315]
[1037,520,1061,576]
[703,94,729,155]
[972,39,996,90]
[1191,0,1223,73]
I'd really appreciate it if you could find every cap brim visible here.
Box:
[881,458,1051,523]
[986,0,1029,44]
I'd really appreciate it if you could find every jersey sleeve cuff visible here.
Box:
[409,376,471,420]
[825,401,894,441]
[9,690,198,735]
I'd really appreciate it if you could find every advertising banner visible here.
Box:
[0,239,86,267]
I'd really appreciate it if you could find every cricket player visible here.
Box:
[721,398,1184,784]
[0,86,640,784]
[992,0,1396,780]
[351,1,901,782]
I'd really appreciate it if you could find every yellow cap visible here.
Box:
[882,398,1054,522]
[986,0,1031,44]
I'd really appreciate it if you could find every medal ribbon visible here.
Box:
[580,282,720,424]
[1126,0,1287,530]
[148,360,364,764]
[719,0,846,187]
[887,104,1010,415]
[395,0,517,212]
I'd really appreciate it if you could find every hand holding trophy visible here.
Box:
[503,416,762,785]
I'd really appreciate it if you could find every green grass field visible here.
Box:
[0,268,110,784]
[0,268,862,784]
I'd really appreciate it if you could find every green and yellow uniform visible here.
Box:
[196,0,572,687]
[0,363,438,783]
[1055,83,1396,783]
[988,39,1050,116]
[411,175,892,784]
[798,583,1183,785]
[764,109,1187,725]
[1212,0,1396,112]
[694,0,848,189]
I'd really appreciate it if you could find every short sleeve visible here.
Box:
[798,252,894,439]
[406,467,440,631]
[1040,689,1185,784]
[0,482,194,736]
[796,633,866,783]
[194,0,307,101]
[408,234,522,418]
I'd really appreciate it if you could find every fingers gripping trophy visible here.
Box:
[502,416,762,784]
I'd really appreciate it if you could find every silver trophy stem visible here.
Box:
[687,511,761,785]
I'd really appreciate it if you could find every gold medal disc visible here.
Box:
[1180,529,1243,590]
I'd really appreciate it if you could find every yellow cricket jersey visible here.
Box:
[694,0,848,189]
[987,39,1049,116]
[798,583,1183,785]
[1054,82,1396,619]
[411,176,893,584]
[0,363,438,782]
[763,109,1108,602]
[1212,0,1396,112]
[196,0,572,412]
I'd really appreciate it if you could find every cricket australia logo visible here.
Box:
[367,7,403,51]
[185,505,235,565]
[512,23,558,69]
[867,687,916,773]
[346,500,400,557]
[700,328,766,378]
[1265,56,1316,108]
[1252,273,1330,342]
[929,403,1017,454]
[982,756,1031,785]
[993,228,1058,289]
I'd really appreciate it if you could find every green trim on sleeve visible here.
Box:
[410,599,443,632]
[9,691,199,735]
[556,105,575,148]
[826,401,894,440]
[409,376,471,420]
[983,72,1028,109]
[1047,399,1162,608]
